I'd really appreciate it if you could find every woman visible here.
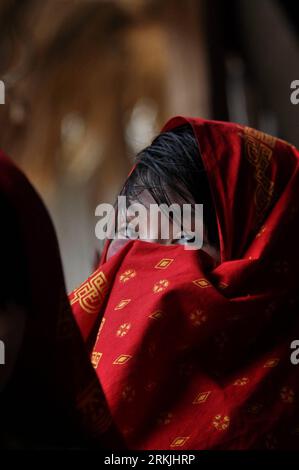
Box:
[71,116,299,450]
[0,152,123,448]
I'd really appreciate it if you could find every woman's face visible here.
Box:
[106,189,220,264]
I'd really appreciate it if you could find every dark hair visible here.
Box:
[120,123,219,246]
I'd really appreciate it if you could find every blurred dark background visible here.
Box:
[0,0,298,290]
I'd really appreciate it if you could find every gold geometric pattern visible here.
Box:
[280,386,295,404]
[116,322,131,337]
[193,391,211,404]
[114,299,131,310]
[113,354,132,365]
[212,414,230,431]
[190,309,207,327]
[155,258,174,269]
[119,269,136,283]
[91,351,102,369]
[75,378,112,433]
[192,278,211,288]
[233,377,249,386]
[149,310,163,320]
[263,358,280,368]
[170,436,190,447]
[70,270,108,314]
[153,279,169,293]
[244,127,275,221]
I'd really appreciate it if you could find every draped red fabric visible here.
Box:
[70,117,299,450]
[0,151,123,448]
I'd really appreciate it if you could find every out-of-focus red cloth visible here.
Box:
[0,151,123,448]
[70,117,299,449]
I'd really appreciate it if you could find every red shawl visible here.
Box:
[0,152,123,448]
[70,117,299,450]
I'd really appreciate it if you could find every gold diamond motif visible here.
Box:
[263,358,280,368]
[193,391,211,404]
[149,310,163,320]
[192,278,211,288]
[170,436,190,447]
[155,258,174,269]
[218,282,228,290]
[113,354,132,365]
[114,299,131,310]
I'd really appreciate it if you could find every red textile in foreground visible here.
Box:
[0,152,123,448]
[70,117,299,449]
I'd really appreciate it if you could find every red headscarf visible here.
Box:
[70,117,299,450]
[0,151,123,448]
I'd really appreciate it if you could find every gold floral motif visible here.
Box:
[116,322,131,337]
[233,377,249,386]
[119,269,136,283]
[190,309,207,327]
[212,414,230,431]
[157,412,173,425]
[280,386,295,404]
[153,279,169,293]
[122,385,136,402]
